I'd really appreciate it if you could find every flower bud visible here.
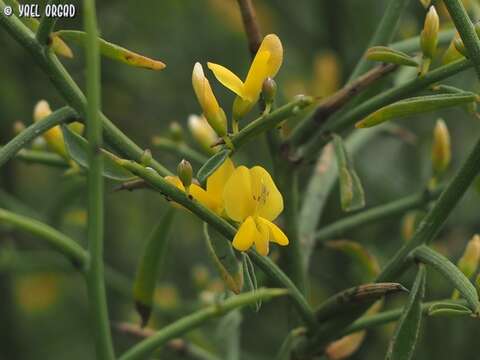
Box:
[419,0,430,8]
[177,159,193,192]
[169,122,184,142]
[457,234,480,279]
[140,149,152,167]
[432,119,451,175]
[442,33,463,64]
[420,6,440,59]
[192,62,227,137]
[187,114,219,155]
[13,121,26,135]
[262,77,277,104]
[33,100,52,122]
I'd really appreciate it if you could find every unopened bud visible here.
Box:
[432,119,451,175]
[262,77,277,104]
[421,6,439,59]
[457,234,480,279]
[188,114,219,155]
[13,121,26,135]
[140,149,152,167]
[33,100,52,122]
[177,159,193,191]
[169,122,184,142]
[443,33,463,64]
[419,0,430,8]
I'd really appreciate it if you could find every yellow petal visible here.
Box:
[243,34,283,102]
[232,216,256,251]
[249,166,283,221]
[223,166,255,222]
[190,184,217,211]
[192,62,220,119]
[206,157,235,210]
[264,219,289,246]
[207,62,244,97]
[254,217,270,256]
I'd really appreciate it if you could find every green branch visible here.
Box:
[83,0,115,357]
[118,288,287,360]
[313,187,443,243]
[35,0,63,45]
[0,106,77,168]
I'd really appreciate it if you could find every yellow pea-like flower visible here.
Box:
[192,63,227,137]
[207,34,283,120]
[223,165,288,256]
[166,157,235,215]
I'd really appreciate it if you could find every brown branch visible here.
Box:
[312,63,397,127]
[236,0,263,57]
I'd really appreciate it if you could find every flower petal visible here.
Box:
[192,62,220,118]
[165,176,185,191]
[223,166,255,222]
[265,219,289,246]
[206,157,235,210]
[258,34,283,78]
[207,62,245,97]
[190,184,217,212]
[249,166,284,221]
[254,217,270,256]
[232,216,256,251]
[242,50,270,102]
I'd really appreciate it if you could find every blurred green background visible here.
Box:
[1,0,480,359]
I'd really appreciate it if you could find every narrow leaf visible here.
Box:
[332,134,365,212]
[428,302,473,317]
[385,265,426,360]
[366,46,419,67]
[56,30,166,70]
[133,208,176,327]
[356,93,476,128]
[204,223,243,294]
[412,245,480,315]
[242,253,261,311]
[61,125,134,181]
[197,149,229,184]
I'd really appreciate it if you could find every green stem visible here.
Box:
[35,0,63,45]
[0,208,87,265]
[118,288,287,360]
[0,4,172,176]
[11,148,68,168]
[298,59,472,161]
[443,0,480,78]
[83,0,115,358]
[119,160,317,328]
[348,0,411,81]
[151,137,208,165]
[0,106,77,168]
[377,136,480,282]
[313,187,443,243]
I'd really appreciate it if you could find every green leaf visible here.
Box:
[385,265,426,360]
[332,134,365,212]
[204,223,243,294]
[133,208,176,326]
[356,93,476,128]
[214,310,242,360]
[242,253,261,311]
[428,302,473,317]
[366,46,419,67]
[411,245,480,315]
[197,149,229,184]
[61,125,134,181]
[55,30,166,70]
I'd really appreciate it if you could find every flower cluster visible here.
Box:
[167,158,288,256]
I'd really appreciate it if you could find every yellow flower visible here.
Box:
[166,157,235,215]
[223,165,288,255]
[207,34,283,119]
[192,63,227,137]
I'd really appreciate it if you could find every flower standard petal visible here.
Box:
[232,216,256,251]
[242,50,271,102]
[207,62,245,97]
[249,166,284,221]
[223,166,256,222]
[206,157,235,210]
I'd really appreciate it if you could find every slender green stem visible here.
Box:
[118,288,287,360]
[83,0,115,358]
[298,59,472,161]
[0,208,87,265]
[151,137,208,165]
[378,136,480,282]
[0,5,171,176]
[443,0,480,78]
[12,148,68,168]
[119,160,317,328]
[313,187,443,243]
[340,299,467,337]
[348,0,411,81]
[0,106,77,168]
[35,0,63,45]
